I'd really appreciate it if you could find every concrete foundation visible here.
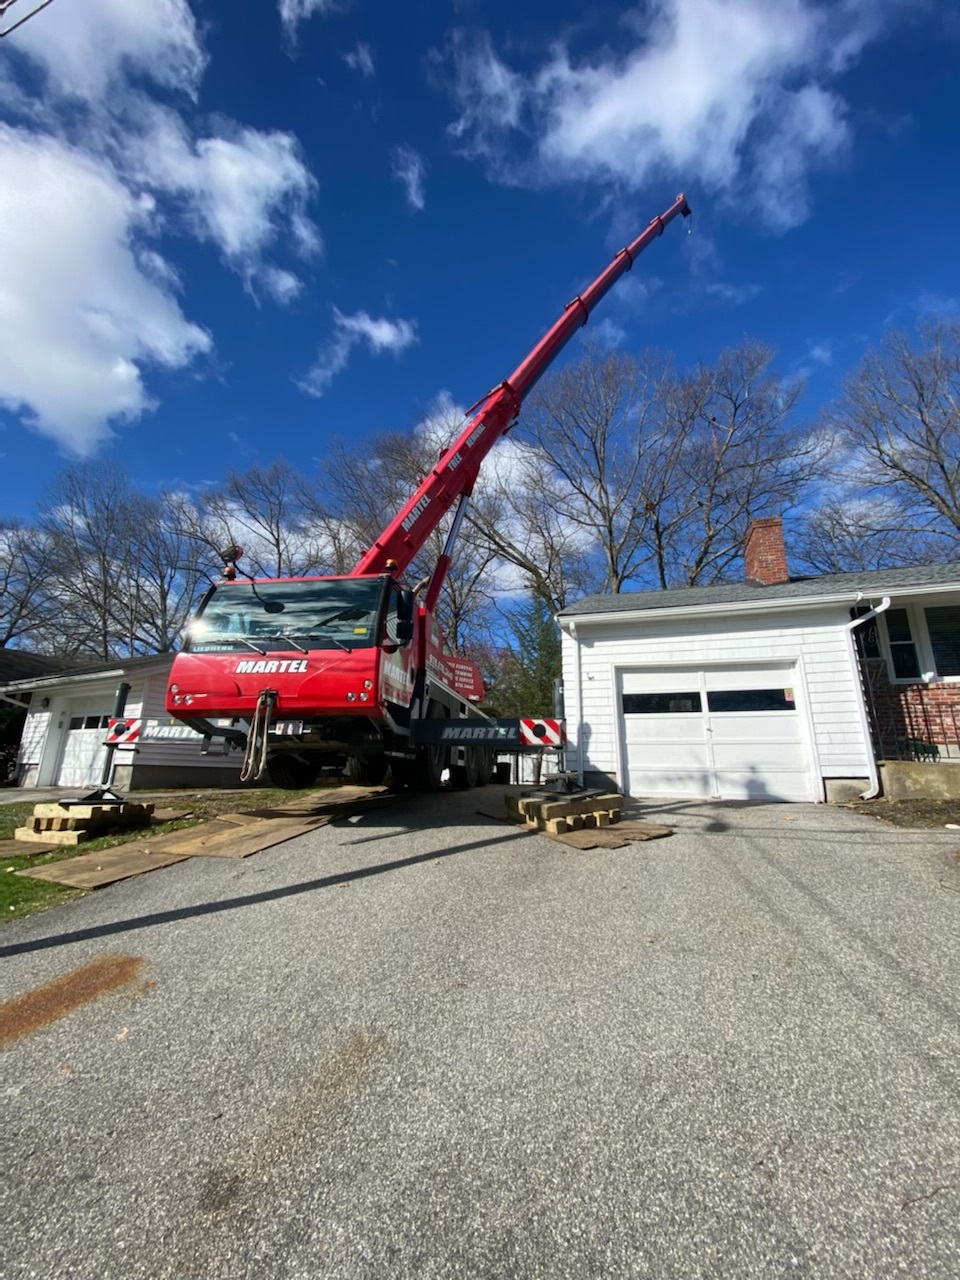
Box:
[879,759,960,801]
[824,778,872,803]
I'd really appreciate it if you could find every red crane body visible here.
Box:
[166,195,690,789]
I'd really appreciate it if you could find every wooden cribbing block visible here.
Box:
[534,794,623,822]
[32,802,154,822]
[15,827,87,845]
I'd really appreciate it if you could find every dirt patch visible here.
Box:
[843,797,960,829]
[0,954,147,1049]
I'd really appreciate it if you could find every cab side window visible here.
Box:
[384,587,401,646]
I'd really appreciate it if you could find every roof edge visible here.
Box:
[558,579,960,627]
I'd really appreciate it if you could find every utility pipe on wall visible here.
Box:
[845,595,890,800]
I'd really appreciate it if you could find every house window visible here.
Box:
[884,609,921,679]
[925,606,960,677]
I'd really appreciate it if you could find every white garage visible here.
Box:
[555,517,927,804]
[619,664,816,801]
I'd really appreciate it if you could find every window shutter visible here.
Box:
[926,606,960,677]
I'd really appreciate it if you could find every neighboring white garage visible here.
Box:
[557,518,960,804]
[2,654,240,791]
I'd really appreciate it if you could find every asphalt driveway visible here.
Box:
[2,790,959,1279]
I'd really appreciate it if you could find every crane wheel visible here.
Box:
[266,754,318,790]
[416,700,450,790]
[476,746,495,786]
[451,744,481,788]
[344,755,389,786]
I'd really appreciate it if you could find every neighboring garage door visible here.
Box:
[620,665,815,801]
[57,707,111,787]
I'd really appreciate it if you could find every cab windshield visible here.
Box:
[184,577,387,654]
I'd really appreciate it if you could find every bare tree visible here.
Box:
[188,461,335,580]
[0,520,56,648]
[792,495,939,575]
[477,342,821,596]
[38,464,142,659]
[817,319,960,559]
[658,341,822,586]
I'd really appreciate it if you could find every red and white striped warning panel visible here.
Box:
[518,718,566,747]
[106,717,142,746]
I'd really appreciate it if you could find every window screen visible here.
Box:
[622,692,702,714]
[884,608,920,679]
[926,605,960,677]
[707,688,795,713]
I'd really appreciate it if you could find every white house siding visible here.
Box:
[14,663,239,790]
[15,709,51,786]
[562,605,870,798]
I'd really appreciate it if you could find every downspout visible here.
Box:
[563,619,586,787]
[845,595,890,800]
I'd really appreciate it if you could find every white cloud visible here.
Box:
[0,0,322,449]
[391,144,426,212]
[133,106,321,290]
[0,127,211,456]
[9,0,205,100]
[298,309,418,397]
[445,0,907,228]
[446,30,524,162]
[704,281,762,304]
[278,0,340,41]
[342,43,375,78]
[586,317,627,350]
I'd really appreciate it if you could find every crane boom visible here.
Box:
[352,193,690,602]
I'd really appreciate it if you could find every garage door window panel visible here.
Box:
[622,692,702,714]
[707,689,795,713]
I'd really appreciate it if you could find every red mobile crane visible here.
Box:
[167,194,691,789]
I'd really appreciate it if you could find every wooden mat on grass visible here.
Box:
[15,786,393,886]
[18,846,190,889]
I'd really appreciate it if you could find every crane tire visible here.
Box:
[451,744,481,789]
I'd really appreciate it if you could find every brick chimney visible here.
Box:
[744,517,790,586]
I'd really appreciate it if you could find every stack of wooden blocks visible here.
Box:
[15,801,155,846]
[505,791,624,835]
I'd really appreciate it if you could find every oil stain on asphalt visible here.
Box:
[0,954,147,1050]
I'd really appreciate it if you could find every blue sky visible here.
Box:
[0,0,958,522]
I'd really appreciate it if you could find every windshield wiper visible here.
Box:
[255,634,307,654]
[311,607,367,629]
[238,638,266,655]
[305,633,352,653]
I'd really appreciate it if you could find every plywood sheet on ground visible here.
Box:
[246,786,390,819]
[547,829,631,849]
[614,821,674,840]
[135,815,333,859]
[0,838,56,858]
[17,847,189,889]
[546,821,673,850]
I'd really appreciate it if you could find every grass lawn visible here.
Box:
[0,785,332,923]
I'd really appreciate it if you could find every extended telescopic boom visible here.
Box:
[352,193,691,607]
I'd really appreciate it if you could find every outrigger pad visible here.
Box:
[59,787,127,808]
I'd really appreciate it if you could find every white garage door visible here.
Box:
[57,708,111,787]
[620,665,815,802]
